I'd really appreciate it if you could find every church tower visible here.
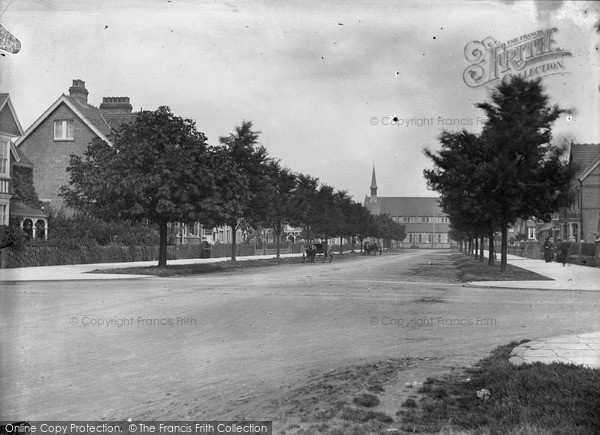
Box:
[369,165,378,203]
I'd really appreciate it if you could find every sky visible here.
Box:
[1,0,599,202]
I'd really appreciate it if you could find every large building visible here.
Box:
[0,93,47,237]
[558,143,600,243]
[15,79,137,209]
[363,166,452,248]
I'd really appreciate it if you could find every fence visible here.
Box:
[0,241,306,269]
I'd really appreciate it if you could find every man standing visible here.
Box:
[558,238,571,267]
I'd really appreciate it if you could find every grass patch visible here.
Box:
[455,254,552,282]
[415,296,446,304]
[401,397,417,408]
[367,384,385,394]
[352,393,380,408]
[340,407,393,423]
[90,253,359,277]
[397,340,600,434]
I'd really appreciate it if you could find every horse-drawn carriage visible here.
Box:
[303,242,334,263]
[363,240,382,255]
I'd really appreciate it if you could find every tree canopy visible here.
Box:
[424,76,574,271]
[60,106,214,267]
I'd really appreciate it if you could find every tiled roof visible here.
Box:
[103,112,138,130]
[0,93,8,108]
[570,143,600,179]
[64,96,112,137]
[365,196,444,216]
[11,201,47,218]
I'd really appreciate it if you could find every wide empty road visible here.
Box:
[1,249,599,423]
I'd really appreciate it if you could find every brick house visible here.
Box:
[15,79,136,210]
[363,166,452,248]
[0,93,48,237]
[558,143,600,242]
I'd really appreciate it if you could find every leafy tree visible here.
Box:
[260,160,297,258]
[425,77,573,271]
[289,173,320,242]
[476,76,572,271]
[60,106,213,267]
[313,184,342,243]
[208,121,270,261]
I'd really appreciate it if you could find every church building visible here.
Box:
[363,166,452,248]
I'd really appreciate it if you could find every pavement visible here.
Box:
[0,252,304,281]
[468,250,600,292]
[1,249,598,369]
[468,250,600,369]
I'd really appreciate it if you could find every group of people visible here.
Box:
[542,236,575,266]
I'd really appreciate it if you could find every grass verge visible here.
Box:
[90,252,359,277]
[398,341,600,434]
[455,254,552,282]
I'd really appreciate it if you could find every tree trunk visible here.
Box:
[479,234,484,261]
[230,219,237,261]
[488,228,495,266]
[474,237,479,260]
[158,219,168,268]
[274,228,281,259]
[500,224,508,272]
[339,234,344,254]
[468,238,472,256]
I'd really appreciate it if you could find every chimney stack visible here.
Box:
[69,79,89,104]
[100,96,133,114]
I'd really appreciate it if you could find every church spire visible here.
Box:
[369,165,378,202]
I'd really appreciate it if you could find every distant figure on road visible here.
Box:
[557,238,571,267]
[542,237,554,263]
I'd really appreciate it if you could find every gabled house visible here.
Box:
[15,79,137,210]
[0,93,47,237]
[560,143,600,242]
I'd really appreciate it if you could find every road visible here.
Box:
[1,249,599,426]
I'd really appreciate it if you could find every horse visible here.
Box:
[303,244,317,263]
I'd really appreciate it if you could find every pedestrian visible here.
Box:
[558,237,571,267]
[542,237,554,263]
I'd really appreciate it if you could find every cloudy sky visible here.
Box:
[1,0,599,201]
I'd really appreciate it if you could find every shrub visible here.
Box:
[0,224,27,249]
[24,208,160,248]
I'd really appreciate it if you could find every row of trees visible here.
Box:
[424,76,574,272]
[60,107,405,267]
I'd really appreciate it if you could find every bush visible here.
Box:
[24,209,160,248]
[0,224,27,249]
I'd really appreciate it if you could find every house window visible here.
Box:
[438,234,442,243]
[54,120,74,140]
[0,139,9,177]
[0,204,7,226]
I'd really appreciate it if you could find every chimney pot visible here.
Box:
[69,79,89,104]
[99,95,133,114]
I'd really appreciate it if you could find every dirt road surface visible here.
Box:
[1,250,599,430]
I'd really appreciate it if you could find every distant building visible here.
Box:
[363,166,452,248]
[15,79,137,210]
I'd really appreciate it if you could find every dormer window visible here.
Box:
[54,119,74,140]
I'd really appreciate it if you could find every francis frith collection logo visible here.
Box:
[463,28,572,88]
